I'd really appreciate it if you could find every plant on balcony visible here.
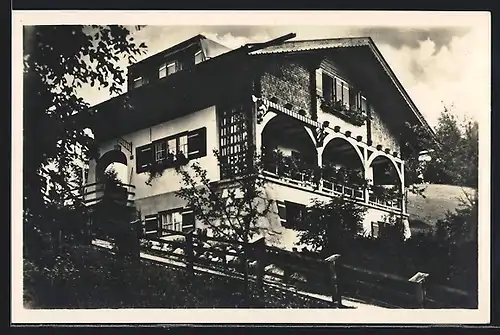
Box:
[146,151,189,186]
[321,163,368,189]
[263,148,318,184]
[319,97,368,126]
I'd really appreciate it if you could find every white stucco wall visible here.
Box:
[260,178,408,250]
[87,105,219,202]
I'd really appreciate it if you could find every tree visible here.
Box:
[402,108,479,190]
[295,197,367,256]
[23,25,147,255]
[175,146,275,302]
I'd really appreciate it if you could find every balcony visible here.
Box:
[261,151,402,211]
[82,181,136,207]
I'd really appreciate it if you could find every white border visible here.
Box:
[12,10,491,325]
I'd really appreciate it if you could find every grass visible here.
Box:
[406,184,475,234]
[23,243,334,309]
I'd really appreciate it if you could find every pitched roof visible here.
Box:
[250,36,436,141]
[249,37,372,54]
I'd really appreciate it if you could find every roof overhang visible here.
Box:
[90,47,252,143]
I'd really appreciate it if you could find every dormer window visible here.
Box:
[159,61,178,79]
[133,76,143,88]
[194,50,205,65]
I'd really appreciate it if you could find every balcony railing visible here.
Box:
[368,192,403,210]
[82,181,136,207]
[262,163,365,202]
[319,178,364,201]
[262,161,403,211]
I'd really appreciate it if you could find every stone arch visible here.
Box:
[320,133,364,165]
[366,152,402,182]
[259,111,278,130]
[95,148,128,184]
[261,114,318,171]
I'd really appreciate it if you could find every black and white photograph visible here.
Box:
[12,10,490,325]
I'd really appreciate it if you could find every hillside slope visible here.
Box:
[406,184,475,234]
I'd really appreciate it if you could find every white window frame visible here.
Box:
[159,64,167,78]
[160,211,183,232]
[167,62,177,76]
[178,134,188,156]
[154,141,166,162]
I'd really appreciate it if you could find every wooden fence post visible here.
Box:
[409,272,429,308]
[325,254,342,307]
[185,229,195,278]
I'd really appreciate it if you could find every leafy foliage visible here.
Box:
[401,108,478,190]
[319,97,368,126]
[23,25,147,255]
[23,244,333,309]
[175,147,275,244]
[175,145,277,303]
[296,197,367,256]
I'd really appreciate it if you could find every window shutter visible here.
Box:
[182,210,195,232]
[277,201,287,227]
[144,214,159,236]
[315,68,323,96]
[136,144,153,174]
[187,127,207,159]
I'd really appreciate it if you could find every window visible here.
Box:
[159,64,167,78]
[159,211,182,233]
[283,201,306,229]
[133,76,143,88]
[159,62,178,78]
[154,141,166,162]
[321,72,358,110]
[194,50,205,64]
[167,62,177,75]
[178,134,188,157]
[135,129,207,174]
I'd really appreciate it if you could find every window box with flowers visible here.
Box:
[319,97,368,127]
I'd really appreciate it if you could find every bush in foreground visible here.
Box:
[23,244,333,309]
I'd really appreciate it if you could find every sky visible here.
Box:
[75,15,490,130]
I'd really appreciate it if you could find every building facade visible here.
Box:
[84,34,435,249]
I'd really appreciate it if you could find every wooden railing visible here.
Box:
[82,181,136,207]
[94,230,476,309]
[262,165,365,202]
[368,192,403,210]
[134,230,343,306]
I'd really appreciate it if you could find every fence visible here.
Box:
[338,264,476,309]
[95,229,476,309]
[135,229,343,306]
